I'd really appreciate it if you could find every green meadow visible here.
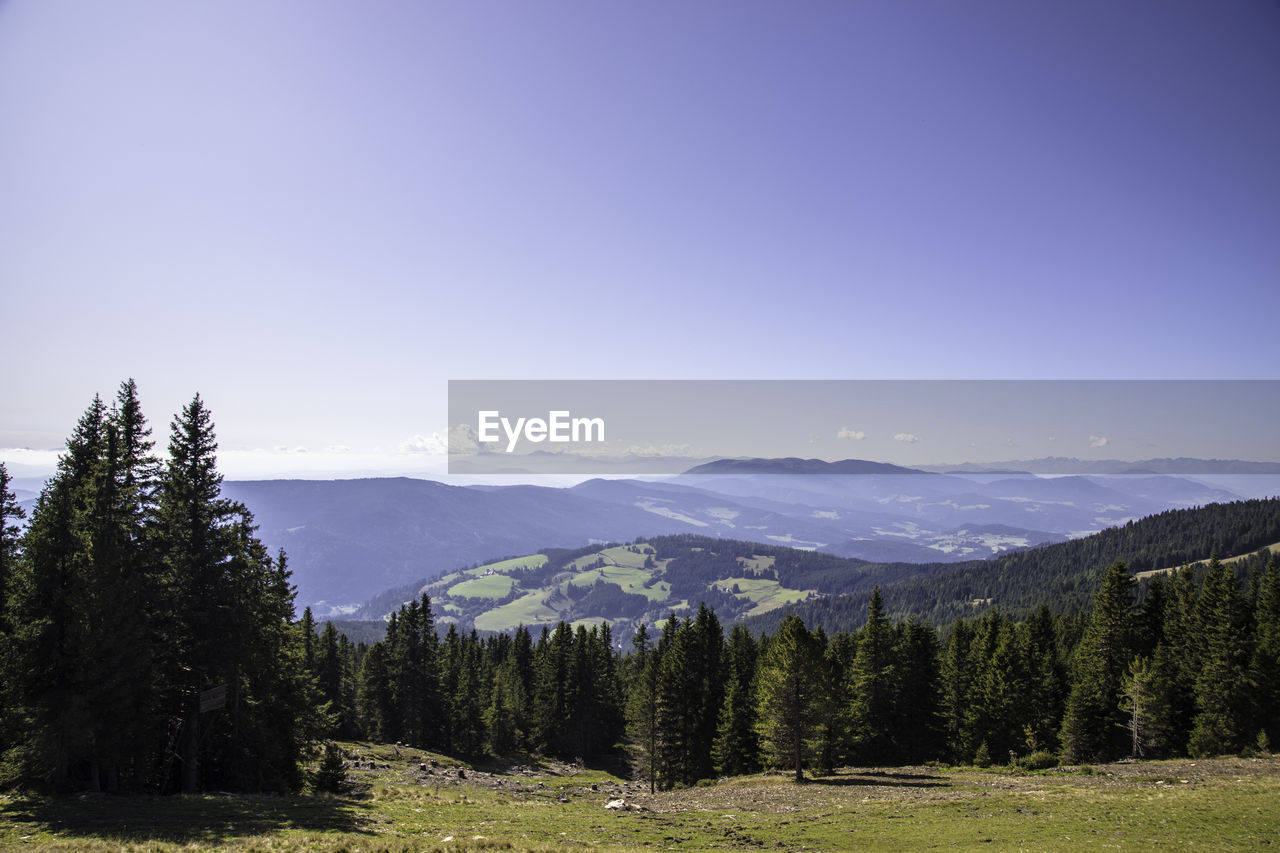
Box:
[3,749,1277,852]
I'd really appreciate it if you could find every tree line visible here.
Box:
[750,497,1280,635]
[300,555,1280,788]
[2,384,1277,792]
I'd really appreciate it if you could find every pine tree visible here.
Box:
[713,624,761,776]
[1158,566,1201,751]
[977,617,1033,762]
[1188,557,1247,756]
[312,741,348,794]
[893,618,945,763]
[940,618,976,761]
[1249,559,1280,746]
[484,653,523,755]
[508,624,535,746]
[1137,642,1184,758]
[1061,561,1135,762]
[5,396,108,788]
[655,615,698,786]
[849,588,897,764]
[301,607,317,674]
[626,622,660,793]
[357,641,395,741]
[155,394,312,792]
[78,381,165,790]
[1023,605,1067,755]
[533,622,573,757]
[817,629,857,769]
[0,462,28,764]
[317,622,345,736]
[755,613,823,782]
[4,386,315,793]
[0,462,27,631]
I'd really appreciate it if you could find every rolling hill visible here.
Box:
[326,497,1280,648]
[216,459,1263,615]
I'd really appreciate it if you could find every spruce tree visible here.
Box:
[1250,559,1280,746]
[5,397,108,788]
[940,618,976,761]
[655,615,698,786]
[713,624,761,776]
[688,604,726,781]
[755,613,823,782]
[1061,561,1135,762]
[849,588,897,764]
[626,622,660,793]
[533,622,573,757]
[893,618,945,763]
[357,641,395,741]
[1188,557,1247,756]
[155,394,311,792]
[0,462,27,631]
[484,653,522,755]
[0,462,27,764]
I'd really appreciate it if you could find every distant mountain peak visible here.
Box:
[683,457,927,476]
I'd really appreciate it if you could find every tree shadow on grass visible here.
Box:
[811,770,951,789]
[2,789,373,846]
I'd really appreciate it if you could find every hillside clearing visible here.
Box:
[1134,540,1280,580]
[3,752,1277,851]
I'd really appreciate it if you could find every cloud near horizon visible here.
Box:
[894,433,920,444]
[837,427,866,440]
[399,432,449,455]
[1089,435,1109,448]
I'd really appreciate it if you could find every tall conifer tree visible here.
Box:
[1061,561,1135,762]
[755,613,823,782]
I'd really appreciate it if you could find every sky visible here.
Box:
[3,1,1279,480]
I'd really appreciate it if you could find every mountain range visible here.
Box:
[216,457,1269,614]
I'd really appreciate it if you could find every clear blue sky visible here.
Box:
[3,1,1278,478]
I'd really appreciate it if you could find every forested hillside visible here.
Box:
[350,534,935,637]
[292,554,1280,786]
[746,498,1280,635]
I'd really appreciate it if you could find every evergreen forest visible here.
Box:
[1,384,1277,794]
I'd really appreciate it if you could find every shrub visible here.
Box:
[312,742,348,794]
[1018,750,1059,770]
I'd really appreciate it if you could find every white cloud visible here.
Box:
[447,424,480,454]
[399,433,449,455]
[272,445,308,454]
[1089,435,1109,448]
[323,445,352,454]
[894,433,920,444]
[837,427,866,441]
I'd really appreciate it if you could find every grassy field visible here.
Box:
[423,543,820,634]
[3,748,1278,851]
[472,590,560,632]
[449,574,517,599]
[723,576,814,617]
